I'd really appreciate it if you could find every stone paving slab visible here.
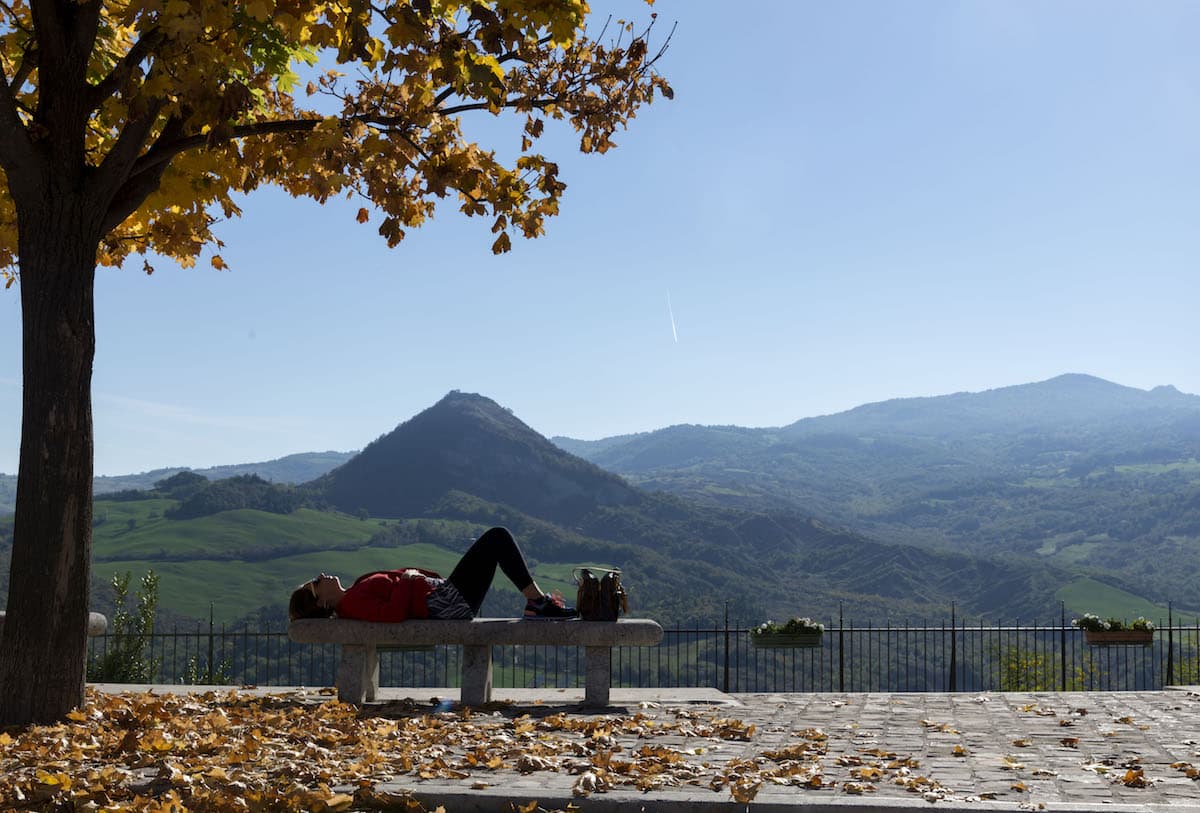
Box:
[369,689,1200,812]
[91,685,1200,812]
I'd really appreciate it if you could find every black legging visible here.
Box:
[446,527,535,614]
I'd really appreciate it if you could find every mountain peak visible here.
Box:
[317,392,641,522]
[779,374,1200,439]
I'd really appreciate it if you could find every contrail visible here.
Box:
[667,289,679,343]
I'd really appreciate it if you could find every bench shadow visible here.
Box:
[360,697,644,720]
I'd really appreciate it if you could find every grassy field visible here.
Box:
[90,498,613,625]
[1054,577,1194,624]
[93,503,388,561]
[1113,459,1200,476]
[93,542,464,624]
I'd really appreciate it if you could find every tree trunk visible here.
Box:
[0,195,100,725]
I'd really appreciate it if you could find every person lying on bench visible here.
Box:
[288,526,578,621]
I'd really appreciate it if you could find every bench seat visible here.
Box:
[288,617,663,707]
[0,611,107,637]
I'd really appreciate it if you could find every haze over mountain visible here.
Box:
[553,374,1200,614]
[5,375,1188,624]
[0,452,355,517]
[296,390,1071,623]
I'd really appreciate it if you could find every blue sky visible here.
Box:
[3,0,1199,476]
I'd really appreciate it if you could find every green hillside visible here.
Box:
[93,504,387,562]
[82,497,660,626]
[558,376,1200,616]
[1055,577,1182,623]
[10,383,1169,629]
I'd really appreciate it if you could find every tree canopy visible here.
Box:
[0,0,671,282]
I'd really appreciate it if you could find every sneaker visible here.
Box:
[523,591,579,619]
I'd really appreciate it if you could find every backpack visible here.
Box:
[574,568,628,622]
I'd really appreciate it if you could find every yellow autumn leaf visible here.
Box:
[730,779,761,804]
[244,0,273,21]
[35,770,71,788]
[1121,768,1152,787]
[321,793,355,812]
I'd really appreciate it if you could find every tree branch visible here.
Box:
[10,44,36,94]
[126,116,326,179]
[0,62,36,184]
[94,95,168,199]
[100,113,187,234]
[435,96,559,117]
[87,27,166,114]
[28,0,67,69]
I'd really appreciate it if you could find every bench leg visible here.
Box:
[584,646,611,707]
[460,644,493,707]
[336,644,377,705]
[365,646,380,702]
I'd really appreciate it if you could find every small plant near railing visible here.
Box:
[750,617,825,648]
[1071,613,1155,632]
[1072,614,1155,646]
[181,655,233,686]
[87,570,162,682]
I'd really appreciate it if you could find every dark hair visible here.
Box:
[288,583,334,620]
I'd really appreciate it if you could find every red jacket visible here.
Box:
[335,568,441,622]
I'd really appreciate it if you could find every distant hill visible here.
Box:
[303,390,1069,623]
[313,391,643,524]
[0,451,354,516]
[9,377,1181,625]
[553,374,1200,614]
[0,390,1081,628]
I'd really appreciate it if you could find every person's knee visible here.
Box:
[481,526,515,546]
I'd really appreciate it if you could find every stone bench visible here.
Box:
[0,611,108,637]
[288,617,663,707]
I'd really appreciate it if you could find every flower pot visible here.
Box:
[750,631,822,648]
[1084,629,1153,646]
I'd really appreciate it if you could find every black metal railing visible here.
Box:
[87,613,1200,693]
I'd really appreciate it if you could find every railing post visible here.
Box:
[838,603,845,693]
[949,603,957,692]
[722,602,730,694]
[1167,602,1174,686]
[207,603,215,685]
[1060,602,1067,692]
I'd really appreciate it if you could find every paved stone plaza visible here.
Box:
[94,684,1200,812]
[373,687,1200,812]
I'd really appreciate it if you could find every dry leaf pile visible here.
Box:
[0,690,780,811]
